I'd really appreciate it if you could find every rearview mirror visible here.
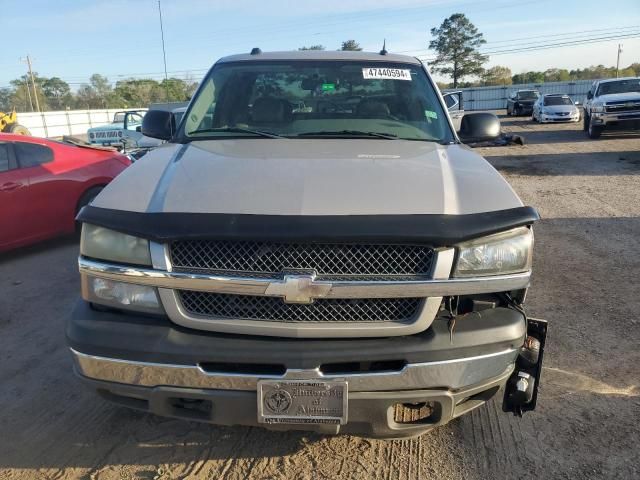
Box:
[141,110,175,140]
[458,112,501,144]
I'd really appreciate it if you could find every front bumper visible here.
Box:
[540,114,579,123]
[590,111,640,127]
[68,300,525,437]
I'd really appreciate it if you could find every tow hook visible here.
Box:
[503,317,548,416]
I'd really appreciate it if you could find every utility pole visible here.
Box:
[616,44,623,78]
[25,55,41,113]
[158,0,170,102]
[24,78,34,112]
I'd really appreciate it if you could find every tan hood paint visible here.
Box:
[93,139,522,215]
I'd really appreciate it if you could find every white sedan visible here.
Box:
[532,94,580,123]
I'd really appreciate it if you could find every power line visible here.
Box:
[415,31,640,60]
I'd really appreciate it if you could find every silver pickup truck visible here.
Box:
[583,77,640,138]
[68,50,545,439]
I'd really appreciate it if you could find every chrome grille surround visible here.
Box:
[178,290,422,323]
[78,245,533,338]
[170,240,435,280]
[605,101,640,113]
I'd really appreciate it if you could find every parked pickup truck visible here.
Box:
[68,50,546,439]
[583,77,640,138]
[87,110,163,149]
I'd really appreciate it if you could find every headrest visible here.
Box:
[356,100,391,118]
[251,97,292,124]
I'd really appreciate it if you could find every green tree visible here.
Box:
[10,75,48,112]
[113,78,165,106]
[544,68,570,82]
[340,40,362,51]
[0,87,12,111]
[42,77,73,110]
[512,71,544,84]
[428,13,487,88]
[619,67,636,77]
[299,45,325,50]
[482,66,512,86]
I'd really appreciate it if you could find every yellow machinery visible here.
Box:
[0,109,31,135]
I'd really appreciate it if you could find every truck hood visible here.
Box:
[93,139,523,216]
[598,92,640,103]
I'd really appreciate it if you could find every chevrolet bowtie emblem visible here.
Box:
[264,274,333,304]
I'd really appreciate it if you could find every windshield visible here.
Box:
[518,91,539,99]
[544,96,573,106]
[181,61,453,143]
[596,79,640,96]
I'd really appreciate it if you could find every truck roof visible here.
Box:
[596,76,640,84]
[216,50,423,65]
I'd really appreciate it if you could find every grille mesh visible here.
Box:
[170,240,434,279]
[179,291,422,323]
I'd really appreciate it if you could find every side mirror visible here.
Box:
[135,126,142,132]
[458,112,501,144]
[141,110,175,140]
[586,91,593,100]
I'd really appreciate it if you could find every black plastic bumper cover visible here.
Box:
[67,300,526,369]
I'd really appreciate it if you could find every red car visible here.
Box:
[0,134,130,252]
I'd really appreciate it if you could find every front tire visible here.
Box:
[587,117,604,139]
[7,123,31,135]
[583,113,589,131]
[75,186,104,232]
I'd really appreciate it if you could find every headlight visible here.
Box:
[453,227,533,277]
[591,104,604,113]
[80,224,152,266]
[82,275,163,314]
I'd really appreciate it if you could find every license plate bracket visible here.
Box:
[257,380,348,425]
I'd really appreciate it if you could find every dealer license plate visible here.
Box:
[257,380,347,425]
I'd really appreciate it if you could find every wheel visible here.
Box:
[75,186,104,232]
[76,186,103,215]
[582,113,589,131]
[587,116,603,139]
[7,123,31,135]
[531,112,537,122]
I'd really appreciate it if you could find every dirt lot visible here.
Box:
[1,115,639,479]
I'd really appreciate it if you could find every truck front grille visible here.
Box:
[170,240,435,280]
[605,102,640,113]
[178,291,422,323]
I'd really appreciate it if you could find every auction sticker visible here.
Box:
[362,67,412,81]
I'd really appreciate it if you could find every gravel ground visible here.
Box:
[0,115,639,479]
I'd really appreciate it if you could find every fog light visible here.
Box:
[82,275,163,314]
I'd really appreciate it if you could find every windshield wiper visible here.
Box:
[187,127,285,139]
[293,130,398,140]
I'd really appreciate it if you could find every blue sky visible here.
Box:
[1,0,639,88]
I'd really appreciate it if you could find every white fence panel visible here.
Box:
[444,80,594,111]
[15,108,145,138]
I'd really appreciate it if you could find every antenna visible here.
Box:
[380,39,388,55]
[157,0,169,102]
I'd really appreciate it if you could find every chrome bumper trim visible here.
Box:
[78,257,531,299]
[70,347,518,392]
